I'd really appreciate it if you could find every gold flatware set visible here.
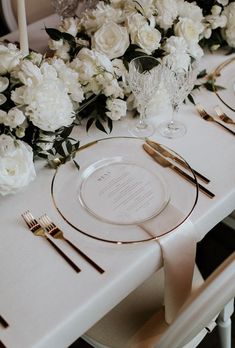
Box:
[196,104,235,136]
[22,211,104,274]
[143,140,215,199]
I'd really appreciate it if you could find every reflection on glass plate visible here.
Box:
[51,137,198,244]
[214,57,235,112]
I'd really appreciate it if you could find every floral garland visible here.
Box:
[0,0,235,195]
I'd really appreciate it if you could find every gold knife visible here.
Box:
[143,144,215,199]
[146,139,210,184]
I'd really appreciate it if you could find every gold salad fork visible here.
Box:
[39,215,105,274]
[21,211,80,273]
[196,104,235,136]
[214,106,235,125]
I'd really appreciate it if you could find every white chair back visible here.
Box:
[156,252,235,348]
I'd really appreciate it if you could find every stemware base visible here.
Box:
[129,123,155,137]
[157,120,186,139]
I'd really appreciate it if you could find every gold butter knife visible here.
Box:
[143,144,215,199]
[146,139,210,184]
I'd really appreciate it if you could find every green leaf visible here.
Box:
[197,69,207,78]
[61,32,75,42]
[45,27,62,41]
[95,119,107,134]
[66,140,73,154]
[107,117,113,133]
[73,160,80,171]
[188,94,195,105]
[86,117,95,132]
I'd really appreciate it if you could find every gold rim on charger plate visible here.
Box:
[50,136,199,244]
[211,56,235,112]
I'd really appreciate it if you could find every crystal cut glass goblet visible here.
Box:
[157,61,198,139]
[128,56,162,137]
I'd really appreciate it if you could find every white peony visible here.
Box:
[0,134,36,196]
[0,107,25,128]
[0,43,22,74]
[92,22,129,59]
[223,3,235,48]
[12,62,75,131]
[106,98,127,120]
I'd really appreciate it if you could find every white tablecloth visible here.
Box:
[0,15,235,348]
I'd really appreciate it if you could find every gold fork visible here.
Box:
[196,104,235,136]
[21,211,80,273]
[39,214,105,274]
[214,106,235,125]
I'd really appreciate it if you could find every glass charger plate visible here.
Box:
[51,137,198,244]
[214,56,235,112]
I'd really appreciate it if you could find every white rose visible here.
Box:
[174,17,202,44]
[92,22,129,59]
[0,134,36,196]
[217,0,229,5]
[106,98,127,120]
[0,77,9,92]
[2,107,25,128]
[0,43,22,74]
[223,3,235,48]
[133,24,161,55]
[0,94,7,105]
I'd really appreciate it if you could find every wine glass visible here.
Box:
[51,0,79,18]
[157,61,198,139]
[128,56,162,137]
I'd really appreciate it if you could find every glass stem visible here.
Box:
[138,104,148,130]
[169,105,179,127]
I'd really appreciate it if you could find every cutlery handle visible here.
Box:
[46,237,81,273]
[0,315,9,328]
[174,157,210,184]
[172,165,215,199]
[65,238,105,274]
[215,120,235,136]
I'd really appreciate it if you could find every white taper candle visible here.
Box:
[17,0,29,56]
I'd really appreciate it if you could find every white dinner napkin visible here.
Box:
[140,204,197,324]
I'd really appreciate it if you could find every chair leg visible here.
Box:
[217,299,234,348]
